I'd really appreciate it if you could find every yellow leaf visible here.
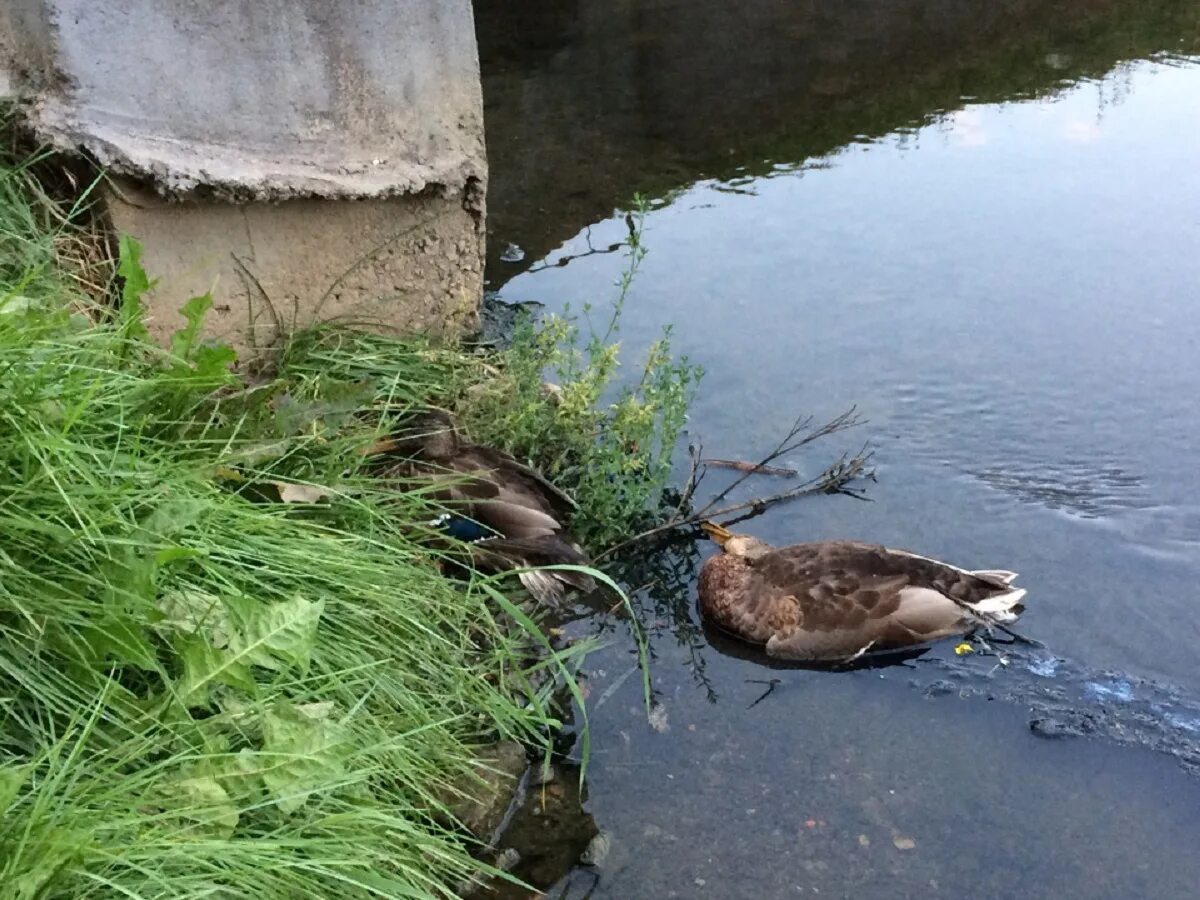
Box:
[953,642,974,656]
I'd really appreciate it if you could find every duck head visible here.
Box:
[700,521,773,561]
[391,409,460,460]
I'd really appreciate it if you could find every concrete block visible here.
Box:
[3,0,488,351]
[105,177,482,353]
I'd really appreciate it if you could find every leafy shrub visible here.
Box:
[458,201,703,549]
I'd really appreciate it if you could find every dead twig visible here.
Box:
[694,407,863,520]
[746,678,782,709]
[596,412,874,560]
[673,441,705,518]
[701,458,797,477]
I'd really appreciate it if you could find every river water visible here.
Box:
[474,1,1200,897]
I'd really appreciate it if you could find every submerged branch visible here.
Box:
[701,458,797,477]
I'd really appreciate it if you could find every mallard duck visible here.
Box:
[697,521,1026,663]
[379,410,595,603]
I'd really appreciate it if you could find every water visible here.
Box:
[474,1,1200,896]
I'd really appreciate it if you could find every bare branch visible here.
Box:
[596,420,874,561]
[693,407,863,519]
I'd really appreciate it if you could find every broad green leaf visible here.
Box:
[0,763,30,812]
[224,595,323,674]
[47,614,160,673]
[8,836,83,900]
[176,634,256,705]
[173,596,322,705]
[157,588,232,646]
[272,379,374,436]
[78,615,160,671]
[191,342,238,379]
[117,234,153,342]
[171,293,213,360]
[259,701,348,814]
[142,499,206,540]
[160,774,240,840]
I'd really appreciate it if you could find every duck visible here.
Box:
[375,409,595,604]
[697,521,1026,663]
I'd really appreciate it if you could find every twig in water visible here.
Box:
[696,407,864,519]
[746,678,782,709]
[701,458,798,477]
[673,441,705,518]
[597,435,874,560]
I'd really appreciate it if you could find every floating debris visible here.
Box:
[1026,656,1061,678]
[499,242,525,263]
[648,701,670,733]
[953,642,974,656]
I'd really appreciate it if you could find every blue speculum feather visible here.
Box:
[438,515,498,543]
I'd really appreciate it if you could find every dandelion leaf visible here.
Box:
[162,774,240,840]
[225,595,324,673]
[177,634,257,705]
[259,701,348,814]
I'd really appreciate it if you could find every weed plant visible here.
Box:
[456,201,704,549]
[0,147,576,899]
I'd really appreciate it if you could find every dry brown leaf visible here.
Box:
[271,481,336,504]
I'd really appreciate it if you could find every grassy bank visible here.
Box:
[0,147,614,896]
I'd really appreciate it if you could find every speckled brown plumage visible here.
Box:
[698,537,1026,662]
[377,410,594,601]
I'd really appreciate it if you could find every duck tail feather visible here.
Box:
[971,569,1019,585]
[519,569,566,606]
[966,587,1027,624]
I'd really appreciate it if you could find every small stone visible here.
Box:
[858,834,870,848]
[494,847,520,871]
[893,836,916,851]
[580,830,612,866]
[694,878,707,887]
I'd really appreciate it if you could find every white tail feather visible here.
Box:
[971,569,1019,585]
[965,588,1026,625]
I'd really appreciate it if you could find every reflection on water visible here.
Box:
[475,0,1200,896]
[477,0,1200,278]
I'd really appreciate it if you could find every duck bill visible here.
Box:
[700,520,734,547]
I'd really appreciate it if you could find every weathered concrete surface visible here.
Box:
[3,1,485,200]
[106,177,482,350]
[2,0,486,353]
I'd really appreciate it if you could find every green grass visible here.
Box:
[0,144,584,898]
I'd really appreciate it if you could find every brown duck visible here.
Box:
[698,521,1026,663]
[376,410,595,603]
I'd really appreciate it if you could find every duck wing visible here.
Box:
[468,535,596,604]
[408,459,565,539]
[457,446,578,516]
[734,541,1025,661]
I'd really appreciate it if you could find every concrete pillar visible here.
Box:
[1,1,486,353]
